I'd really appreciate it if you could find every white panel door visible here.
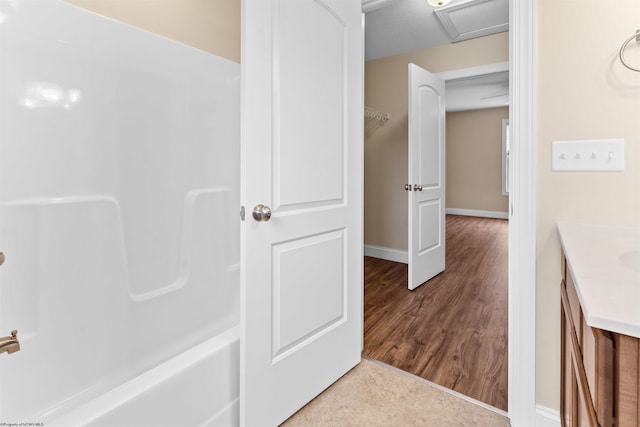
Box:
[408,63,446,290]
[241,0,363,425]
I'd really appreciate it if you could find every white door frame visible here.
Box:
[508,0,537,425]
[402,1,539,423]
[359,1,538,423]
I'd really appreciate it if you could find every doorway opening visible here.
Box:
[362,42,510,413]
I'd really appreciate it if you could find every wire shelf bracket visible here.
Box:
[364,106,390,137]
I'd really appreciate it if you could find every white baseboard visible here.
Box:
[364,210,507,263]
[363,244,408,264]
[446,208,509,220]
[535,405,560,427]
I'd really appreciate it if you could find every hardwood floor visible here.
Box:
[363,214,509,411]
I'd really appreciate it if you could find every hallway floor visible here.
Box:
[363,215,509,411]
[281,358,509,426]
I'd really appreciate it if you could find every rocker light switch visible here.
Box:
[551,139,624,171]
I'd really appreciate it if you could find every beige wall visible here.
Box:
[64,0,241,62]
[536,0,640,410]
[365,32,509,250]
[447,107,509,213]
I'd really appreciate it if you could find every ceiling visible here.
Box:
[363,0,510,111]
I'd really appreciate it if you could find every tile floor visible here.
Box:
[281,358,510,426]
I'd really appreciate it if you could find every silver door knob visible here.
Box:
[404,184,412,191]
[414,184,423,191]
[252,204,272,222]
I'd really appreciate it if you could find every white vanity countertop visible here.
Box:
[557,222,640,338]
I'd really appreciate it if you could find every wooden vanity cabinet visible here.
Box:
[560,254,640,427]
[615,333,640,426]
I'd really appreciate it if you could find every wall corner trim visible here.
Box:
[363,244,408,264]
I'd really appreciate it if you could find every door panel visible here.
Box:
[408,63,446,290]
[271,229,346,361]
[241,0,363,425]
[418,87,441,188]
[275,1,346,210]
[419,200,441,253]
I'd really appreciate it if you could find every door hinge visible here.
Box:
[240,206,245,221]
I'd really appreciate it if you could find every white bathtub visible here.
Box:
[0,1,241,425]
[45,326,240,427]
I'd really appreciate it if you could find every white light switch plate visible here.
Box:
[551,139,624,171]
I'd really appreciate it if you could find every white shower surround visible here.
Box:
[0,0,240,424]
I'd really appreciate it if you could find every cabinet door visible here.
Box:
[561,279,599,427]
[566,271,582,346]
[582,319,614,426]
[561,293,577,426]
[614,334,640,427]
[575,364,595,427]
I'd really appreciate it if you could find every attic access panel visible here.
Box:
[434,0,508,42]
